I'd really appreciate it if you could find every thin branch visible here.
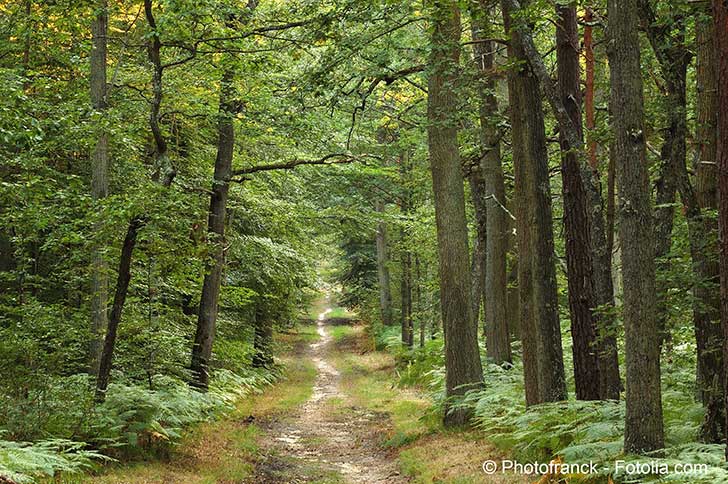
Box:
[230,153,377,178]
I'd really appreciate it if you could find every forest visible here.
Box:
[1,0,728,482]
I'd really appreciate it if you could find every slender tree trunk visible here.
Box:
[695,8,724,443]
[96,216,144,400]
[375,200,394,326]
[467,163,487,335]
[502,0,567,404]
[640,0,724,441]
[190,65,235,389]
[608,0,664,453]
[95,1,176,399]
[427,0,484,426]
[471,2,511,365]
[713,0,728,459]
[554,2,601,401]
[502,2,539,406]
[416,255,424,347]
[400,236,413,346]
[400,154,414,347]
[89,0,109,376]
[638,2,686,351]
[585,5,621,401]
[584,7,597,171]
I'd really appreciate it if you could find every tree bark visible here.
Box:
[375,200,394,326]
[471,1,511,366]
[713,0,728,459]
[467,161,487,335]
[694,8,724,443]
[502,2,538,406]
[502,0,567,404]
[584,7,597,171]
[608,0,664,454]
[89,0,109,376]
[504,0,620,401]
[427,0,484,426]
[190,64,236,389]
[555,2,601,401]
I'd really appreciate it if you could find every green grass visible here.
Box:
[327,306,356,319]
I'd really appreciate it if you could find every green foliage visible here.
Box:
[0,439,107,484]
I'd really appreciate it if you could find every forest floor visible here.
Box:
[82,302,530,484]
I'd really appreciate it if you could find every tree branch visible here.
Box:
[230,153,376,179]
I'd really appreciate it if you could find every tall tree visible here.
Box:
[640,0,724,441]
[608,0,664,453]
[89,0,109,375]
[96,0,177,400]
[190,61,236,389]
[400,153,414,346]
[466,158,487,335]
[714,0,728,459]
[471,0,511,366]
[554,2,601,400]
[502,0,567,404]
[694,5,723,443]
[427,0,484,426]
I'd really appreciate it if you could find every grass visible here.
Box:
[75,326,318,484]
[328,323,531,484]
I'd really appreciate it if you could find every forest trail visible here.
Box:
[251,304,406,483]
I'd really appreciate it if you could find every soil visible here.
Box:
[249,308,408,483]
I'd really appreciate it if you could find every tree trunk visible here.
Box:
[400,235,413,346]
[95,1,176,399]
[713,0,728,459]
[375,200,394,326]
[608,0,664,454]
[502,0,567,404]
[502,1,539,406]
[555,2,601,401]
[584,7,597,171]
[89,0,109,376]
[416,255,424,347]
[190,65,235,389]
[641,0,723,442]
[95,217,144,400]
[471,2,511,366]
[427,0,484,426]
[400,154,414,347]
[695,8,724,443]
[585,6,621,401]
[467,162,487,335]
[252,305,274,368]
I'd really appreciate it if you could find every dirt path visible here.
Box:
[251,307,407,483]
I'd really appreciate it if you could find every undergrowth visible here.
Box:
[0,368,277,483]
[381,323,728,483]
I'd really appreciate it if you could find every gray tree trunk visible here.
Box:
[608,0,664,454]
[190,64,235,389]
[502,0,566,404]
[89,0,109,376]
[427,0,484,426]
[471,1,511,366]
